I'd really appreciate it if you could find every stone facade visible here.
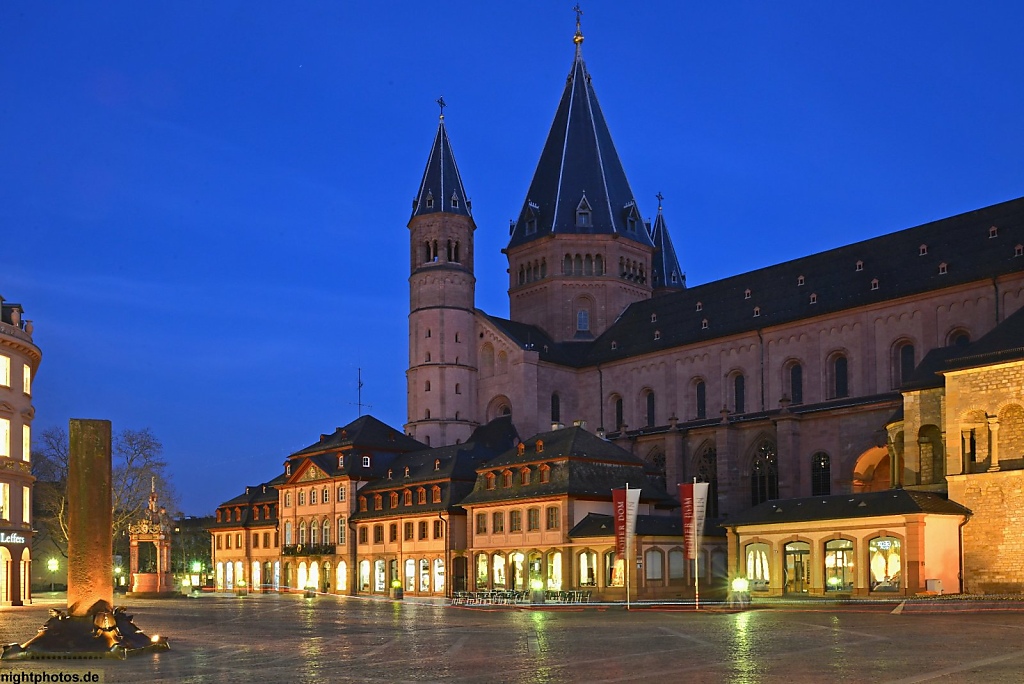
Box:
[947,470,1024,594]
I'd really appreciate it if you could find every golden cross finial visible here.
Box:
[436,96,447,121]
[573,4,584,44]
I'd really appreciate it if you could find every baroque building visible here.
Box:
[0,295,39,605]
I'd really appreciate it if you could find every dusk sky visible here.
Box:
[4,3,1024,515]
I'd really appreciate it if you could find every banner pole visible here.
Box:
[693,477,700,611]
[625,484,631,611]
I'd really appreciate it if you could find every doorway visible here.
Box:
[784,541,810,594]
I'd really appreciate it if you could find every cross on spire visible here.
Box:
[573,4,584,44]
[656,192,664,211]
[436,96,447,121]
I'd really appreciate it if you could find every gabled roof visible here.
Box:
[649,206,685,293]
[289,414,426,458]
[507,28,651,249]
[460,426,675,506]
[410,116,472,220]
[723,489,971,527]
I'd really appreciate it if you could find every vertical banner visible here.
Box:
[679,482,710,560]
[613,488,627,557]
[613,486,643,558]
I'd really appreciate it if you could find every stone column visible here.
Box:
[987,418,1001,472]
[67,419,113,618]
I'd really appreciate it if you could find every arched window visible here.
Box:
[734,374,746,414]
[577,308,590,332]
[751,441,778,506]
[298,521,307,545]
[550,393,561,424]
[695,380,706,419]
[563,254,572,274]
[645,391,656,427]
[896,342,915,386]
[284,521,293,545]
[695,444,719,518]
[644,548,664,582]
[789,363,803,404]
[648,449,666,490]
[832,355,849,398]
[310,521,318,545]
[595,254,603,275]
[811,452,831,496]
[948,329,970,347]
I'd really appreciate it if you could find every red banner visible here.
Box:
[613,487,627,557]
[679,482,709,560]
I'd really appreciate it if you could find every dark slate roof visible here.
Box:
[903,304,1024,390]
[289,414,426,458]
[649,207,685,293]
[569,512,727,539]
[351,418,519,520]
[723,489,971,527]
[512,196,1024,368]
[210,477,283,529]
[460,426,676,506]
[411,117,472,220]
[507,33,651,249]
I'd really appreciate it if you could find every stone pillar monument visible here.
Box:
[67,419,114,617]
[1,419,169,660]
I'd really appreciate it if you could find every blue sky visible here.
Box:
[4,2,1023,514]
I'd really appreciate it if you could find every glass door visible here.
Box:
[784,541,810,594]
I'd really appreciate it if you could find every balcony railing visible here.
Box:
[282,544,336,557]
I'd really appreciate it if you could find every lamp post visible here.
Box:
[46,558,58,592]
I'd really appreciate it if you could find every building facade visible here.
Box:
[400,22,1024,594]
[0,295,39,606]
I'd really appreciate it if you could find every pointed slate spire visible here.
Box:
[411,99,472,219]
[508,15,651,248]
[650,194,685,294]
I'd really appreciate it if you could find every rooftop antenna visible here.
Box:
[351,368,372,417]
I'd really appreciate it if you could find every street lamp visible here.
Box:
[47,558,58,592]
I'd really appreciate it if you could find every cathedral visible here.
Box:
[403,18,1024,593]
[211,17,1024,601]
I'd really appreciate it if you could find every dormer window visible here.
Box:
[338,455,344,468]
[387,468,393,480]
[654,330,661,340]
[535,440,544,453]
[797,275,805,286]
[434,459,441,471]
[451,193,460,209]
[990,225,999,238]
[623,202,640,232]
[373,494,382,511]
[485,473,496,490]
[701,318,709,330]
[576,196,592,228]
[856,260,864,272]
[611,341,618,350]
[919,244,928,256]
[404,466,410,478]
[938,262,948,275]
[651,313,657,323]
[1015,244,1023,257]
[389,492,398,508]
[425,192,434,209]
[286,463,291,476]
[753,307,760,317]
[671,272,679,284]
[871,278,879,291]
[526,217,537,235]
[696,302,703,312]
[362,455,371,468]
[744,289,751,299]
[810,293,818,304]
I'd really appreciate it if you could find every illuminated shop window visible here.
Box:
[824,539,855,592]
[492,553,507,589]
[869,537,902,592]
[604,551,624,587]
[578,550,597,587]
[476,553,489,589]
[745,542,771,591]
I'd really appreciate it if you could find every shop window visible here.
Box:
[604,551,624,587]
[492,553,507,589]
[476,553,489,590]
[869,537,902,592]
[745,540,770,589]
[669,550,685,582]
[824,539,855,592]
[578,550,597,587]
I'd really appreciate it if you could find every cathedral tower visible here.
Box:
[406,107,478,447]
[505,16,655,342]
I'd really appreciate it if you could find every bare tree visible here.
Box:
[32,425,179,556]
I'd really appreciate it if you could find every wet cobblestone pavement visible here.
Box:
[2,593,1024,683]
